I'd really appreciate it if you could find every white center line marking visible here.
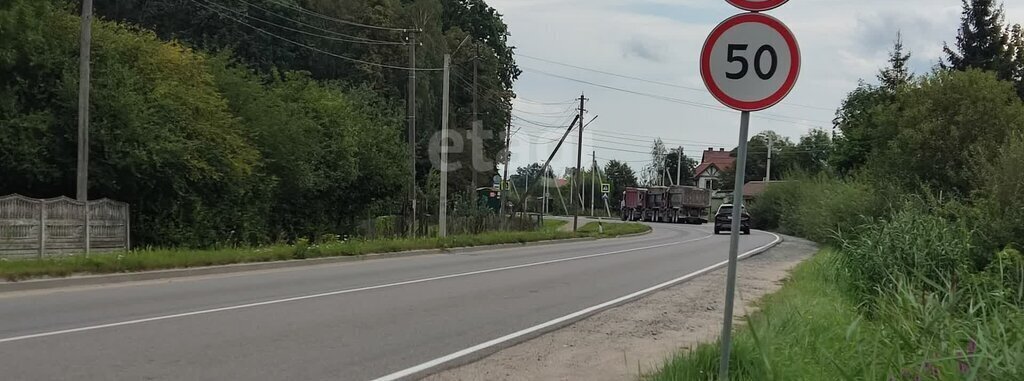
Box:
[0,234,714,344]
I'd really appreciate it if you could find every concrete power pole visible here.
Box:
[766,136,773,183]
[78,0,94,254]
[591,151,596,217]
[500,120,510,218]
[676,147,683,186]
[470,43,479,195]
[572,93,586,232]
[542,171,548,216]
[407,31,417,236]
[525,174,529,212]
[439,54,451,238]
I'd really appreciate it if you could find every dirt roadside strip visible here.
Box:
[425,235,817,381]
[0,230,653,293]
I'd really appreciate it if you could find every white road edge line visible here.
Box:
[371,232,783,381]
[0,234,715,344]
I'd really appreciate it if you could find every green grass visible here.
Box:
[0,221,649,281]
[650,249,863,381]
[578,221,650,237]
[648,249,1024,381]
[542,219,569,231]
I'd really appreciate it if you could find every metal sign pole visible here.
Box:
[718,111,751,379]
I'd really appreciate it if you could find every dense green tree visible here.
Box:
[604,160,637,208]
[831,37,912,175]
[0,0,413,246]
[209,58,406,240]
[875,69,1024,195]
[1009,24,1024,98]
[509,163,552,194]
[879,32,913,92]
[663,149,697,186]
[94,0,520,197]
[793,129,834,174]
[943,0,1012,79]
[0,0,268,245]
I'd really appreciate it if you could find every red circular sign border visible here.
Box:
[726,0,789,12]
[700,13,801,112]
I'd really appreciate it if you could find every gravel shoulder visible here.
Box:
[424,234,817,381]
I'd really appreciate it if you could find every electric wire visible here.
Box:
[191,0,442,71]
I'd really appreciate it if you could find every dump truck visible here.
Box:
[642,186,670,222]
[667,185,712,224]
[620,187,647,221]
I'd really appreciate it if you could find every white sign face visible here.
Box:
[700,13,800,112]
[725,0,789,12]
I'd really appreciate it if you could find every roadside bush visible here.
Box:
[747,173,886,244]
[973,133,1024,253]
[868,70,1024,196]
[836,207,975,308]
[747,181,798,231]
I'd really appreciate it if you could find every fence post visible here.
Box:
[124,203,130,251]
[38,200,45,259]
[84,200,90,255]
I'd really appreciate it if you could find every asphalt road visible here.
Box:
[0,221,776,381]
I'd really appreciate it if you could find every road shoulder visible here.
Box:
[424,235,817,381]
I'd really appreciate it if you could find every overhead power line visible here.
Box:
[589,128,733,145]
[519,65,831,128]
[212,0,407,45]
[512,106,577,118]
[516,96,578,106]
[191,0,441,71]
[518,53,834,112]
[264,0,415,32]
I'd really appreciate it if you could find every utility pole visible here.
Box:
[500,120,511,218]
[78,0,94,254]
[407,31,418,236]
[439,54,451,238]
[573,93,586,232]
[542,171,548,216]
[525,173,529,213]
[470,43,480,195]
[520,114,580,217]
[591,151,596,217]
[766,136,773,182]
[676,147,683,186]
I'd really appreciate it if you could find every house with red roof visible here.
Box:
[694,147,735,190]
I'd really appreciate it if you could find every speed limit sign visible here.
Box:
[725,0,789,12]
[702,6,800,380]
[700,13,800,111]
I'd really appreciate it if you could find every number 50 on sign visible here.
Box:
[700,13,800,112]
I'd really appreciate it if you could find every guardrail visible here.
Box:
[0,194,129,259]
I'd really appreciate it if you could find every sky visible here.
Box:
[489,0,1024,178]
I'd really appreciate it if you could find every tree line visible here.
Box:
[0,0,518,246]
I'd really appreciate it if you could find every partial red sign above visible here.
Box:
[725,0,789,12]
